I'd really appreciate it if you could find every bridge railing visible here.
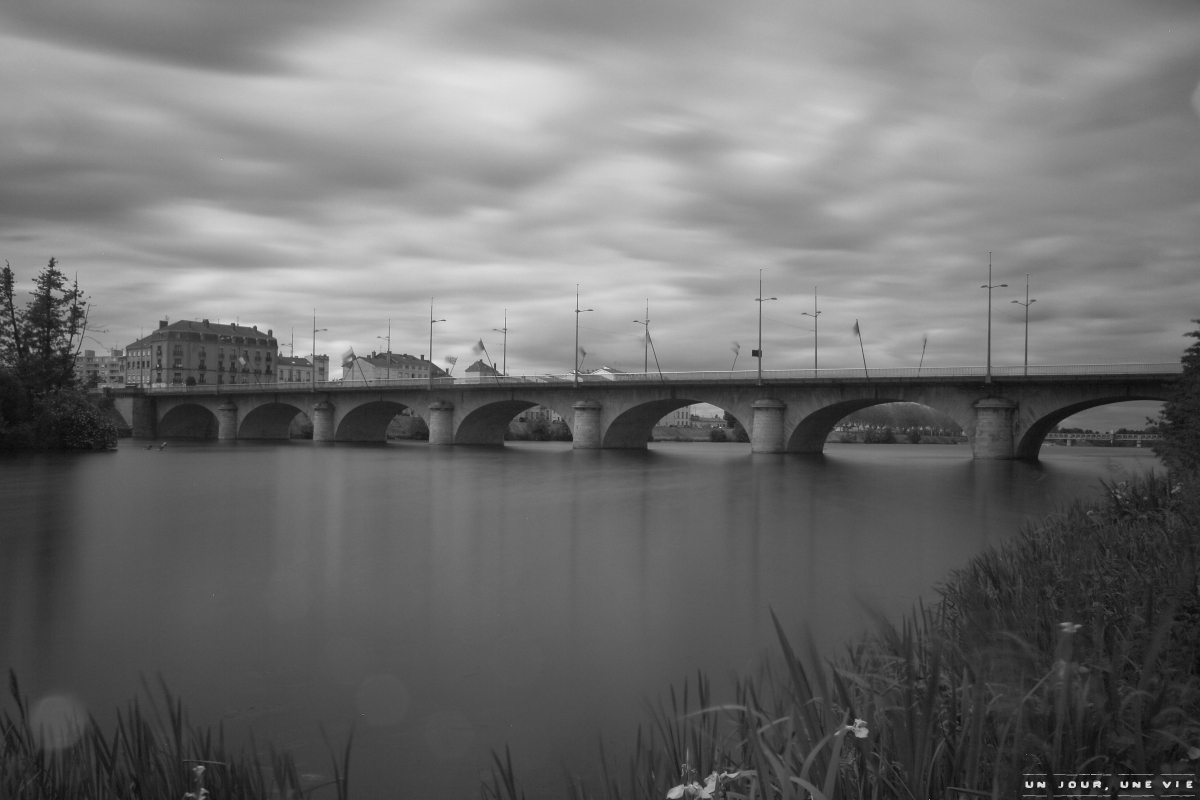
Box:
[134,363,1181,394]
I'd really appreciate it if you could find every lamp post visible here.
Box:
[492,310,507,376]
[574,285,592,387]
[429,299,445,390]
[800,285,821,371]
[633,299,649,374]
[311,310,327,391]
[980,252,1007,384]
[377,319,391,380]
[755,269,776,386]
[1011,273,1035,376]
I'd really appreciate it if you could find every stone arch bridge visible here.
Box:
[107,365,1178,461]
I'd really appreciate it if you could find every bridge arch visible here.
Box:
[159,404,218,439]
[455,400,542,445]
[239,402,307,440]
[786,398,975,454]
[336,400,412,442]
[1015,395,1166,460]
[603,398,708,448]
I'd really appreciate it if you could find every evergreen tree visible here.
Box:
[1150,319,1200,473]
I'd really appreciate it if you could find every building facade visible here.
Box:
[74,349,125,388]
[342,352,447,382]
[125,319,279,387]
[276,355,329,384]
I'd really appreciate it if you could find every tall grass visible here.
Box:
[0,673,352,799]
[491,472,1200,799]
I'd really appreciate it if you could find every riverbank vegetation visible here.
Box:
[0,675,350,799]
[482,471,1199,800]
[0,259,116,451]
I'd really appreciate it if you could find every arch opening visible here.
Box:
[1017,397,1164,460]
[455,400,541,446]
[336,400,412,442]
[788,400,970,454]
[602,398,717,449]
[239,402,306,440]
[159,404,218,439]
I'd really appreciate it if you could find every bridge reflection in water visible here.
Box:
[107,363,1178,461]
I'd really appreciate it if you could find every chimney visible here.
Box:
[267,329,272,337]
[159,320,168,329]
[202,319,209,326]
[253,325,258,331]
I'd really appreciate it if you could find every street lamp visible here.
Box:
[492,310,508,376]
[429,299,445,389]
[1011,273,1036,376]
[800,285,821,371]
[755,269,776,386]
[633,299,649,374]
[377,319,391,380]
[981,252,1007,384]
[574,285,592,387]
[311,309,327,391]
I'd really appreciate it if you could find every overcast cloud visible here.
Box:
[2,0,1198,427]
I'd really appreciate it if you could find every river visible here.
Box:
[0,440,1160,797]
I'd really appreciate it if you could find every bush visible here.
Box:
[548,420,572,441]
[1151,319,1200,474]
[709,427,728,442]
[864,425,896,444]
[35,392,118,450]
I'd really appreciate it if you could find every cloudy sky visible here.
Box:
[3,0,1198,425]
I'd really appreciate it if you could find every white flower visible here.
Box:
[839,718,869,738]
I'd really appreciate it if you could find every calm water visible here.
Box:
[0,440,1160,797]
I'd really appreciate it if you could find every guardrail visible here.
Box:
[1044,432,1161,441]
[132,363,1181,395]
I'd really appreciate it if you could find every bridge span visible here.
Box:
[106,363,1179,460]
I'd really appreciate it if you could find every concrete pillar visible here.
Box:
[131,396,157,440]
[428,400,455,446]
[751,398,786,453]
[131,398,157,441]
[972,398,1016,459]
[217,402,238,440]
[572,400,602,449]
[312,401,335,442]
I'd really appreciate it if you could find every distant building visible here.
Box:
[277,355,329,384]
[125,319,278,387]
[658,406,693,427]
[74,349,125,388]
[516,405,564,423]
[689,414,725,429]
[342,352,447,382]
[462,359,501,383]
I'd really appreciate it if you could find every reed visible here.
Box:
[0,673,351,800]
[496,472,1200,799]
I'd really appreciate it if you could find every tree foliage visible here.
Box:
[0,258,115,450]
[1151,319,1200,473]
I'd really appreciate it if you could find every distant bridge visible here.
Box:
[106,363,1180,460]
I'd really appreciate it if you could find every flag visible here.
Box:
[340,347,355,366]
[731,341,740,354]
[578,346,587,357]
[473,339,485,354]
[445,355,458,365]
[853,320,861,338]
[237,355,247,367]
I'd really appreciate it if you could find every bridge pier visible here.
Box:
[217,402,238,440]
[131,396,157,440]
[973,398,1016,459]
[573,400,602,449]
[751,398,786,453]
[428,401,454,445]
[312,402,335,441]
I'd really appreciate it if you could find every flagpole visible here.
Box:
[918,335,928,376]
[855,319,869,380]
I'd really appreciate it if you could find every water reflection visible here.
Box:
[0,441,1158,798]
